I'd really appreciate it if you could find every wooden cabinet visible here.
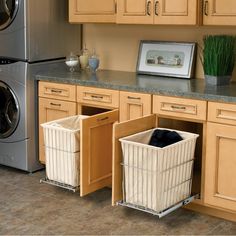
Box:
[38,81,77,163]
[205,122,236,211]
[119,91,152,122]
[205,102,236,212]
[116,0,153,24]
[117,0,198,25]
[80,110,118,196]
[69,0,116,23]
[38,98,77,163]
[203,0,236,25]
[38,81,119,196]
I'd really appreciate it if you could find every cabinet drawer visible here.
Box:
[153,95,207,121]
[39,81,76,102]
[77,86,119,108]
[208,102,236,125]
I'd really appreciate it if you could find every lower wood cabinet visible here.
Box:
[38,81,119,196]
[80,110,118,196]
[38,97,77,163]
[119,91,152,122]
[205,122,236,212]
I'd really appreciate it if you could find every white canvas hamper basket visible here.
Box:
[41,115,88,187]
[119,128,199,213]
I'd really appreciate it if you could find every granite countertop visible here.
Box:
[36,68,236,103]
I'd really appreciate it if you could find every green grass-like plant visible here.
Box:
[203,35,236,76]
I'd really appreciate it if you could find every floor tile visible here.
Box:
[1,165,236,235]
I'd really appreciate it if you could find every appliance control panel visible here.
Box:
[0,59,18,64]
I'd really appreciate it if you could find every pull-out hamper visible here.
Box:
[41,115,88,188]
[119,128,199,214]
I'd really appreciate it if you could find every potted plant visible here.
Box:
[202,35,236,86]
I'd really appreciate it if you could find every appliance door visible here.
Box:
[0,80,20,139]
[0,0,19,30]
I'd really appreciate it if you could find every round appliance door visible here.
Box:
[0,81,20,139]
[0,0,19,30]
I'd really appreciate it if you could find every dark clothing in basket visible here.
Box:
[149,129,183,148]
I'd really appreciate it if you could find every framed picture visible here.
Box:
[136,41,196,79]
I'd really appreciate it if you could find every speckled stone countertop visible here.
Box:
[36,68,236,103]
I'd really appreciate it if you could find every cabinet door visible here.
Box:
[203,0,236,25]
[117,0,154,24]
[38,98,76,163]
[205,122,236,211]
[112,114,156,205]
[119,91,152,122]
[154,0,198,25]
[69,0,116,23]
[80,110,119,196]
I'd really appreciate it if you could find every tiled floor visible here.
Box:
[1,165,236,235]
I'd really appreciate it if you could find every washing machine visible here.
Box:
[0,0,81,62]
[0,59,65,172]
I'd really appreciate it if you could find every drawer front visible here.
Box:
[153,95,207,121]
[39,81,76,102]
[77,86,119,108]
[208,102,236,125]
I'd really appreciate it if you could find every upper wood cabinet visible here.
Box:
[117,0,198,25]
[69,0,116,23]
[116,0,153,24]
[203,0,236,25]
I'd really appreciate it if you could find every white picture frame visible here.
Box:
[136,41,196,79]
